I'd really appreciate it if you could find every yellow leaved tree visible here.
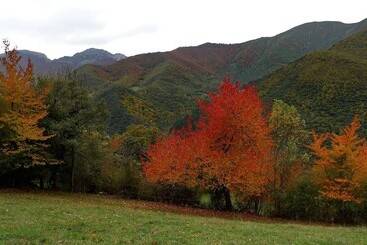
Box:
[0,40,51,165]
[309,117,367,203]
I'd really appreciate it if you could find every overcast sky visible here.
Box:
[1,0,366,59]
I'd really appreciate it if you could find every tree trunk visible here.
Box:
[39,175,44,189]
[50,170,56,189]
[11,172,15,187]
[223,187,233,211]
[71,146,75,192]
[254,199,260,214]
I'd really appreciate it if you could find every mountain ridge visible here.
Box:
[1,48,126,74]
[74,18,367,133]
[81,19,367,85]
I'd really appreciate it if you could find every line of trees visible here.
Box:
[143,81,367,223]
[1,44,367,223]
[0,42,110,191]
[0,43,164,198]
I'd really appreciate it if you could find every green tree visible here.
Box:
[44,78,107,191]
[269,100,310,213]
[118,124,160,161]
[112,124,160,196]
[73,131,108,192]
[117,92,161,196]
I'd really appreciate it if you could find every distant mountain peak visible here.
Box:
[75,48,112,56]
[17,50,49,60]
[74,48,126,60]
[112,53,127,61]
[0,48,127,74]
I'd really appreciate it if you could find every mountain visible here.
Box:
[1,48,126,75]
[81,19,367,85]
[75,19,367,133]
[258,30,367,135]
[15,50,63,74]
[56,48,126,69]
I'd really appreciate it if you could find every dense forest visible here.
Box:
[1,27,367,225]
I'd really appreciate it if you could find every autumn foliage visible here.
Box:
[0,41,49,141]
[309,117,367,203]
[144,80,273,204]
[0,41,51,167]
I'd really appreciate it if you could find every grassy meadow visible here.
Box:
[0,191,366,244]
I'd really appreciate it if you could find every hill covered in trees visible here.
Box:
[258,30,367,135]
[76,19,367,133]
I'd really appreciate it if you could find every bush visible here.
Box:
[199,192,212,208]
[98,155,125,194]
[279,176,321,221]
[135,181,199,206]
[276,176,367,224]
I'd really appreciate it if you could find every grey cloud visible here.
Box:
[64,24,159,45]
[0,8,158,47]
[0,9,105,41]
[65,34,112,45]
[120,24,158,38]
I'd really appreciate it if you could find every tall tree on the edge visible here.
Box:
[0,41,52,176]
[144,80,273,210]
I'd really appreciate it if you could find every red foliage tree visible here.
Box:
[144,80,273,209]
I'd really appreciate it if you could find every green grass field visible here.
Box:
[0,191,366,244]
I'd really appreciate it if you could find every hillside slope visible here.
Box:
[81,19,367,86]
[259,30,367,134]
[77,19,367,133]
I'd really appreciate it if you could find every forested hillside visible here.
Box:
[259,30,367,135]
[77,19,367,133]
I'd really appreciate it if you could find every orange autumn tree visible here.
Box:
[144,80,273,210]
[0,41,51,164]
[309,117,367,203]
